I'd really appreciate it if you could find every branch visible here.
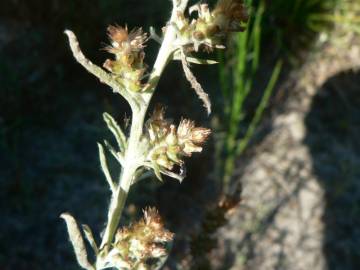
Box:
[99,0,184,250]
[64,30,136,108]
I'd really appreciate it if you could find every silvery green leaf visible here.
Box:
[160,169,185,182]
[173,50,218,65]
[60,213,95,270]
[103,112,127,152]
[82,224,99,255]
[184,56,218,65]
[149,26,162,43]
[103,140,124,165]
[97,143,116,193]
[180,50,211,114]
[132,168,153,186]
[152,163,163,182]
[144,162,185,182]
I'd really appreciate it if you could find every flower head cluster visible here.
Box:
[105,208,173,270]
[103,25,148,92]
[213,0,249,32]
[175,0,249,52]
[145,106,211,179]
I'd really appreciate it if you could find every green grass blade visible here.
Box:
[236,60,283,156]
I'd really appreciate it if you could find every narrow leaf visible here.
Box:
[152,163,163,182]
[97,143,116,193]
[82,224,99,255]
[181,51,212,115]
[63,30,136,107]
[104,140,124,165]
[60,213,95,270]
[145,162,186,183]
[186,57,218,65]
[161,163,186,183]
[174,55,218,65]
[173,50,218,65]
[149,26,162,44]
[160,169,186,182]
[132,169,155,186]
[103,112,127,152]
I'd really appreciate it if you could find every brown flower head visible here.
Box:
[103,25,149,92]
[177,119,211,156]
[106,25,148,57]
[141,207,174,242]
[104,207,173,269]
[147,105,172,143]
[175,1,248,52]
[213,0,249,32]
[146,106,211,179]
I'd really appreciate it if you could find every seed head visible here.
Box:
[148,105,172,142]
[213,0,249,32]
[175,0,249,52]
[146,106,211,178]
[103,25,148,92]
[105,207,173,269]
[106,25,148,56]
[177,119,211,155]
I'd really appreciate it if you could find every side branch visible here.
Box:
[64,30,135,108]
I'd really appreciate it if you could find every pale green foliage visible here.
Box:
[103,112,127,153]
[60,213,95,270]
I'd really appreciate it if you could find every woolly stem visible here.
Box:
[98,0,189,252]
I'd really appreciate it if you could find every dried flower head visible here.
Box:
[145,106,211,180]
[103,25,149,92]
[213,0,249,32]
[175,0,248,52]
[177,119,211,156]
[106,25,148,57]
[103,207,173,270]
[147,104,171,142]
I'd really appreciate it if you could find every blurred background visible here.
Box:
[0,0,359,269]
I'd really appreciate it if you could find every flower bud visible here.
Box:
[165,125,178,145]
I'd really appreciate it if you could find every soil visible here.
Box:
[214,29,360,270]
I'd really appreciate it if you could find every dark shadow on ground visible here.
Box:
[304,70,360,269]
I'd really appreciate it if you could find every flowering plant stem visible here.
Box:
[62,0,247,268]
[99,0,188,252]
